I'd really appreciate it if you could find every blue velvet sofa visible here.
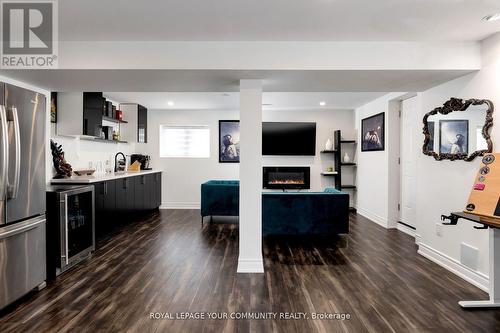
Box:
[201,180,349,235]
[201,180,240,221]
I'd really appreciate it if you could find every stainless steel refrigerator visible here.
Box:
[0,82,46,310]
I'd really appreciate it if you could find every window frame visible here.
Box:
[159,124,211,158]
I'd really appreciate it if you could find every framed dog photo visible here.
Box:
[361,112,385,152]
[219,120,240,163]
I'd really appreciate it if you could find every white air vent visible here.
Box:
[460,243,479,271]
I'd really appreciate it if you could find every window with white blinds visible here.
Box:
[160,125,210,158]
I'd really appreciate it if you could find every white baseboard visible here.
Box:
[356,207,388,228]
[161,202,200,209]
[414,233,422,245]
[417,242,489,292]
[397,223,416,238]
[237,258,264,273]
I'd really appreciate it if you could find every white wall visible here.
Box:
[143,109,239,209]
[263,109,356,202]
[49,127,136,173]
[355,32,500,291]
[49,95,137,177]
[354,92,406,227]
[143,108,355,208]
[415,33,500,291]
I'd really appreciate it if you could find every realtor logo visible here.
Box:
[1,0,58,68]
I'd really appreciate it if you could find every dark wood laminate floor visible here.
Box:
[1,210,500,332]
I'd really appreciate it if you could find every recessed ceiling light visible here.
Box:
[222,93,230,96]
[167,101,175,106]
[483,13,500,21]
[319,101,326,106]
[262,103,273,106]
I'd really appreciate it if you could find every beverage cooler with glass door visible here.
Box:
[46,185,95,279]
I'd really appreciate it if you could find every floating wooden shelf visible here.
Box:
[102,116,128,124]
[341,162,357,166]
[321,172,338,176]
[340,140,356,144]
[320,150,338,154]
[81,137,128,144]
[341,185,357,189]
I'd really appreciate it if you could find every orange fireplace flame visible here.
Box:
[269,179,305,185]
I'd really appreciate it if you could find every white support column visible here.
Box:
[237,79,264,273]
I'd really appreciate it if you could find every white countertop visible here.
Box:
[51,170,161,184]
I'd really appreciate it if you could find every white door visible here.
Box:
[399,97,417,228]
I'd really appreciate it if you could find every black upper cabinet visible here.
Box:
[137,104,147,143]
[83,92,104,137]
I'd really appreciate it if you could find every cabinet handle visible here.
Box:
[123,178,127,189]
[104,182,108,195]
[141,176,145,185]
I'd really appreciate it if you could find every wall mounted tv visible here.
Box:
[262,122,316,156]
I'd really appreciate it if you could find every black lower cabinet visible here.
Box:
[134,175,146,210]
[153,173,162,208]
[92,172,162,237]
[116,177,135,213]
[103,180,116,211]
[94,182,105,213]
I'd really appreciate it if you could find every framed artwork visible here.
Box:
[50,92,57,123]
[219,120,240,163]
[361,112,385,152]
[439,120,468,155]
[427,121,435,152]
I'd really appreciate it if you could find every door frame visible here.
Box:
[386,93,419,239]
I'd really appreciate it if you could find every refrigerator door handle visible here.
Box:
[0,215,45,240]
[0,106,8,201]
[7,106,20,199]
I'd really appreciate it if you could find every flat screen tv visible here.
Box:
[262,122,316,156]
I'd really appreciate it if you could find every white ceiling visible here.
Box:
[0,69,474,92]
[59,0,500,41]
[103,92,386,110]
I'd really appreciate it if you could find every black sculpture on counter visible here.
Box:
[50,139,72,178]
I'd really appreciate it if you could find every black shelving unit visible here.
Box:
[320,130,357,212]
[321,130,357,191]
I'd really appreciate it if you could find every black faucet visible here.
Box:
[114,152,126,172]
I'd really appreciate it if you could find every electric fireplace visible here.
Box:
[263,167,310,190]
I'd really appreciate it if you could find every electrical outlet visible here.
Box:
[436,223,443,237]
